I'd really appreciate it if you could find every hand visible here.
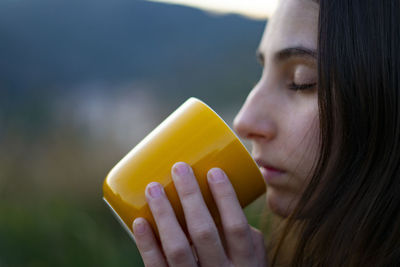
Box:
[132,162,267,267]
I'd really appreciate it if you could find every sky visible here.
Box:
[147,0,278,20]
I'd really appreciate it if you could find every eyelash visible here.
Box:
[288,82,317,91]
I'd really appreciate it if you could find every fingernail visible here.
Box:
[173,162,190,176]
[209,168,226,183]
[133,218,146,234]
[147,182,163,198]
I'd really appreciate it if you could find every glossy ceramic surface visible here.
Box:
[103,97,265,238]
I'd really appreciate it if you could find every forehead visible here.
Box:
[259,0,319,57]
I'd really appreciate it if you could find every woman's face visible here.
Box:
[233,0,320,217]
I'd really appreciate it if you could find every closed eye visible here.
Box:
[287,82,317,91]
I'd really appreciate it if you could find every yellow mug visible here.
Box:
[103,97,265,240]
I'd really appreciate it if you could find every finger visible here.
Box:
[132,217,168,267]
[171,162,229,267]
[250,227,267,267]
[207,168,257,266]
[146,182,197,267]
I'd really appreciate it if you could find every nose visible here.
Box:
[233,84,277,142]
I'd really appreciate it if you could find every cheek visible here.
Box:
[286,111,320,181]
[267,112,320,217]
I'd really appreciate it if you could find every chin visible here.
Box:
[266,188,297,218]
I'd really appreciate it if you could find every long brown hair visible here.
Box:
[271,0,400,265]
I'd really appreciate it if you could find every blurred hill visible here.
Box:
[0,0,263,96]
[1,0,265,143]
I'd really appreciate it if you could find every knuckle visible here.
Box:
[214,183,235,199]
[227,221,249,239]
[179,184,198,199]
[152,202,169,219]
[138,240,154,254]
[142,252,161,267]
[192,226,216,243]
[166,245,191,264]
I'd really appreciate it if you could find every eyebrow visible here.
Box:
[256,46,317,65]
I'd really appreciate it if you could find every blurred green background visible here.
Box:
[0,0,267,265]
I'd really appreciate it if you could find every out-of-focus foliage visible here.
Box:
[0,0,266,265]
[0,200,140,266]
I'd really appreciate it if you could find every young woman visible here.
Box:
[131,0,400,265]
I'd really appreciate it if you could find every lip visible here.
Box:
[254,159,285,183]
